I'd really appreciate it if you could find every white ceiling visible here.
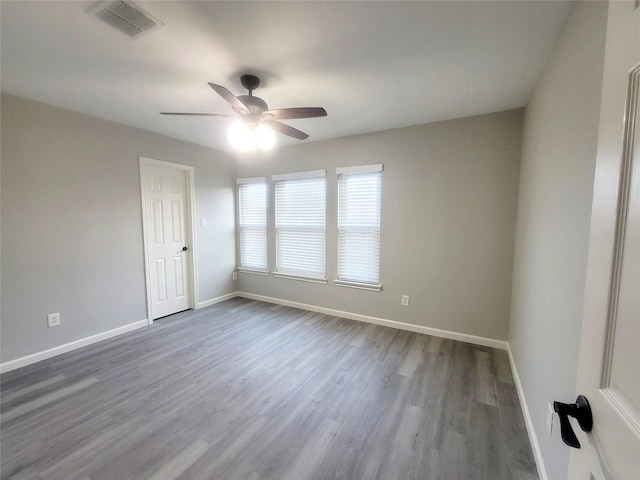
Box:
[1,0,571,154]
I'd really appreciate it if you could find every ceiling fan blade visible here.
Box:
[265,120,309,140]
[160,112,234,117]
[208,83,250,114]
[263,107,327,120]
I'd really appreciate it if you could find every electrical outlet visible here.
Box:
[201,218,207,227]
[547,402,554,437]
[47,313,61,328]
[401,295,409,306]
[232,271,237,281]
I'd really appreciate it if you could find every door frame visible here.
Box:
[139,157,199,324]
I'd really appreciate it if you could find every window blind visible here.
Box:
[274,172,326,279]
[337,165,382,285]
[237,179,267,271]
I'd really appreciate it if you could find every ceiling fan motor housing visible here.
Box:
[236,95,268,115]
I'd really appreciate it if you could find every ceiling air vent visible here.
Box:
[90,1,163,39]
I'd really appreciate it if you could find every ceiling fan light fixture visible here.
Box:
[228,120,275,152]
[256,124,276,150]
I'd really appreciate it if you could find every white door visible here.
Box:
[141,163,192,320]
[569,2,639,479]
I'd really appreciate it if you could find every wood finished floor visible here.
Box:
[1,298,537,480]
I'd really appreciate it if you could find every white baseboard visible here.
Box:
[1,290,236,375]
[0,319,148,374]
[196,292,238,309]
[236,291,509,350]
[507,344,547,480]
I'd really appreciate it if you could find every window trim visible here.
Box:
[334,279,382,292]
[237,176,267,184]
[335,164,383,175]
[274,272,328,284]
[272,169,326,182]
[237,268,269,276]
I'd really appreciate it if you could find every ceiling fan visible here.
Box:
[161,74,327,141]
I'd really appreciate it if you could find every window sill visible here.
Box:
[273,272,328,284]
[334,280,382,292]
[237,268,269,276]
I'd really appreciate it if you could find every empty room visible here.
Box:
[1,1,638,479]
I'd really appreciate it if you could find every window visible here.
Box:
[273,170,326,282]
[336,164,383,290]
[237,178,267,271]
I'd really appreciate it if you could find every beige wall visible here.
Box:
[237,109,523,341]
[509,2,608,479]
[1,94,237,363]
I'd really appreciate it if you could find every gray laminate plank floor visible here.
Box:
[1,298,537,479]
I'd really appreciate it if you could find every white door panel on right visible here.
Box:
[569,1,640,479]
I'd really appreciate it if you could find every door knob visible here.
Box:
[553,395,593,448]
[182,246,188,252]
